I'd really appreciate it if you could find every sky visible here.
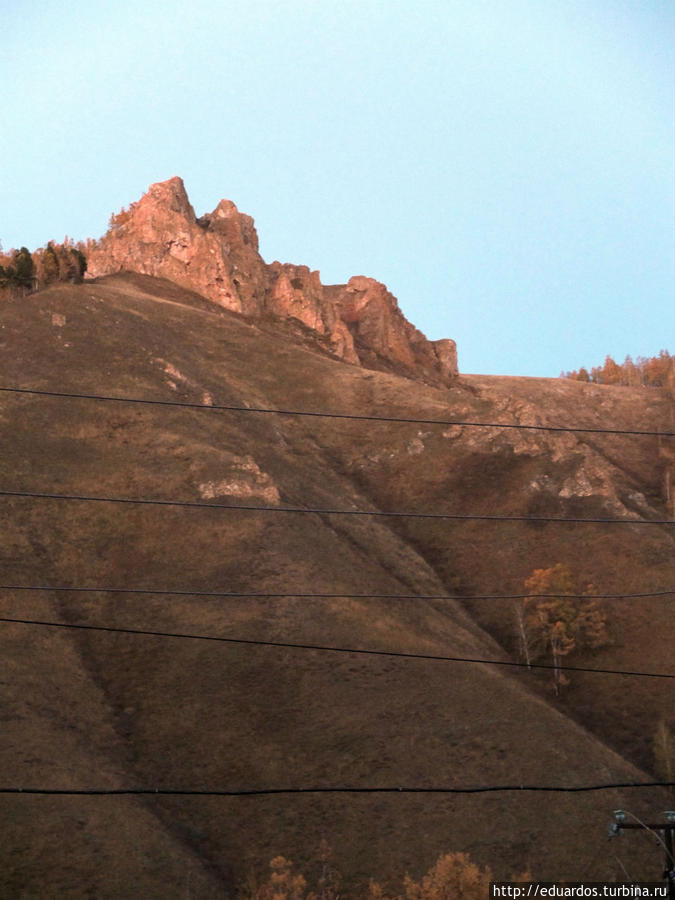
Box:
[1,0,673,376]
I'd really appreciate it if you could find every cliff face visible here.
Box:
[86,177,458,383]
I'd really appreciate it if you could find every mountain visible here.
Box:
[0,186,673,896]
[85,177,458,386]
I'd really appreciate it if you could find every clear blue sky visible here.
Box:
[2,0,673,376]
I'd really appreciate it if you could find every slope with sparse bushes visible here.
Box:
[0,272,672,896]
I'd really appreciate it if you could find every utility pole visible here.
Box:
[609,810,675,899]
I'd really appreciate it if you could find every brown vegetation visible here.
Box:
[0,240,86,299]
[242,847,504,900]
[108,203,137,230]
[562,351,674,389]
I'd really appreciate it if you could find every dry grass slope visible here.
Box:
[0,273,672,896]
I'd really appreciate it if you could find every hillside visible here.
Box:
[0,271,672,896]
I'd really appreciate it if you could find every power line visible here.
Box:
[1,385,672,438]
[1,782,673,797]
[1,489,673,525]
[3,616,674,680]
[2,582,673,601]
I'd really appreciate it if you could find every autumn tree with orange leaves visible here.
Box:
[514,563,609,693]
[563,350,673,389]
[242,849,528,900]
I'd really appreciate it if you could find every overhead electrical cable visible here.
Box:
[1,583,673,601]
[2,616,673,680]
[2,782,674,797]
[1,385,672,438]
[1,489,672,525]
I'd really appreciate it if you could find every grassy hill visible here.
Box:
[0,273,672,896]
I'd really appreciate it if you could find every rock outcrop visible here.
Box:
[86,177,458,383]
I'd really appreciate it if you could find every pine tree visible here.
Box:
[71,247,87,279]
[13,247,34,287]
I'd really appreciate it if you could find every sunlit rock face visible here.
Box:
[87,177,458,384]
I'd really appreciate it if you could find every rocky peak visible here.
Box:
[87,178,458,383]
[145,176,196,220]
[197,199,260,254]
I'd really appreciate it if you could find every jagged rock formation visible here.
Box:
[86,177,458,383]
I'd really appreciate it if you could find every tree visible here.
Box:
[13,247,34,287]
[39,242,60,285]
[365,853,494,900]
[56,243,78,282]
[517,564,609,694]
[622,355,638,387]
[0,247,35,294]
[32,241,87,286]
[562,351,672,390]
[644,350,673,387]
[600,355,622,385]
[239,844,339,900]
[653,719,674,791]
[247,848,528,900]
[514,598,535,668]
[108,203,136,230]
[71,246,87,279]
[314,838,340,900]
[244,856,308,900]
[402,852,492,900]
